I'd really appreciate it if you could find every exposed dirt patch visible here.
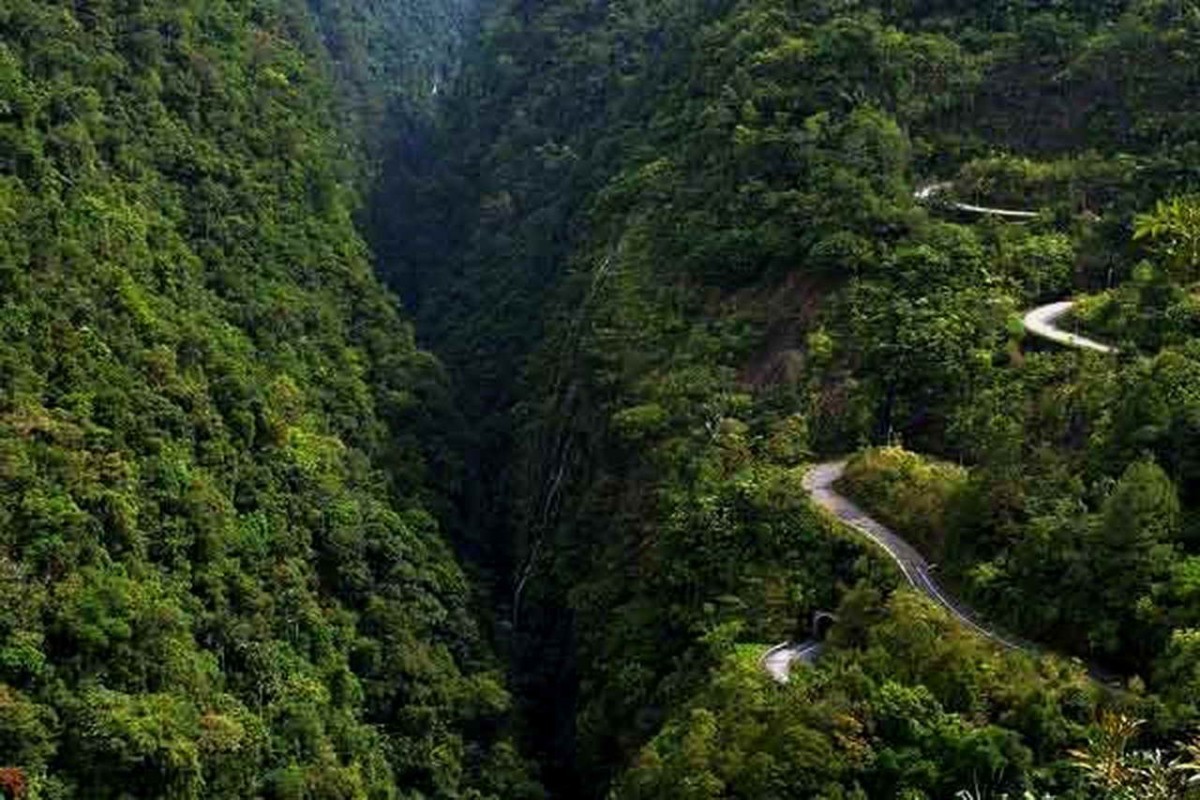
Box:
[733,270,833,389]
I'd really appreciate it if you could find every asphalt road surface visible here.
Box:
[803,461,1025,650]
[760,640,823,683]
[1023,300,1116,354]
[761,462,1025,684]
[915,183,1040,219]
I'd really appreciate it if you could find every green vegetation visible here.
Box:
[0,0,534,797]
[13,0,1200,798]
[617,590,1099,800]
[390,0,1200,797]
[840,448,968,561]
[1068,712,1200,800]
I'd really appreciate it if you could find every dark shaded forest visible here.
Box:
[0,1,536,797]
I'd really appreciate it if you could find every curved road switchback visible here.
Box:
[803,461,1026,651]
[1022,300,1116,354]
[767,301,1119,682]
[915,183,1040,220]
[761,640,823,683]
[762,462,1026,685]
[762,182,1116,683]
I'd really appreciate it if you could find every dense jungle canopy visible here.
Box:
[6,1,1200,798]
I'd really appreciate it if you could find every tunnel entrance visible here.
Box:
[812,611,837,641]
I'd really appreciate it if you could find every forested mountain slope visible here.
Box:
[0,1,535,797]
[390,0,1200,798]
[9,0,1200,798]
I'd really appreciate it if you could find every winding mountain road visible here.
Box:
[919,182,1115,354]
[761,462,1026,684]
[915,183,1040,220]
[804,461,1025,651]
[1022,300,1116,354]
[762,182,1118,683]
[761,640,823,683]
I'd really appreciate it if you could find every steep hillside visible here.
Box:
[0,1,534,797]
[392,1,1200,798]
[9,0,1200,798]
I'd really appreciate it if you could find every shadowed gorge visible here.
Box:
[387,2,1200,798]
[8,1,1200,799]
